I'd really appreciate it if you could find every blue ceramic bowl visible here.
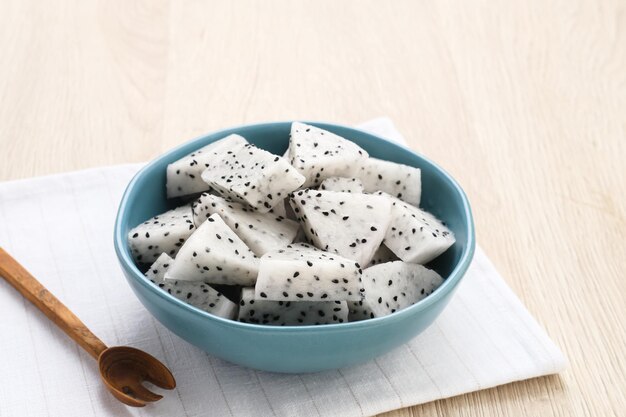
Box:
[114,122,475,373]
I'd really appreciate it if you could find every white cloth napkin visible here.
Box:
[0,119,566,417]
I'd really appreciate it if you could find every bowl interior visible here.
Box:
[117,122,473,320]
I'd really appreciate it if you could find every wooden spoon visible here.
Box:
[0,247,176,407]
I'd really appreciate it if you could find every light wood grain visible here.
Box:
[0,0,624,416]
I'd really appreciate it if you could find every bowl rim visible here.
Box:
[114,121,476,332]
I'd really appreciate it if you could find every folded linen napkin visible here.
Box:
[0,118,565,417]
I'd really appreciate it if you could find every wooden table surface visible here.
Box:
[1,1,624,416]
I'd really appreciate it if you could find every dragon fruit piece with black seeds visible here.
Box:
[166,134,248,198]
[146,253,238,319]
[376,192,455,264]
[288,122,368,187]
[255,243,363,302]
[191,193,299,256]
[289,189,391,267]
[366,244,399,267]
[356,158,421,206]
[238,288,347,325]
[319,177,364,193]
[165,213,259,285]
[348,261,443,321]
[127,204,196,264]
[200,143,305,213]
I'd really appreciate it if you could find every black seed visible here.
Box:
[260,292,267,298]
[186,292,192,299]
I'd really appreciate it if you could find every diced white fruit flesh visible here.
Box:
[238,288,348,325]
[356,158,421,206]
[166,134,248,198]
[165,213,259,285]
[288,122,368,188]
[289,190,391,267]
[376,192,455,264]
[255,244,363,302]
[319,177,364,193]
[367,244,399,267]
[348,261,443,321]
[127,204,196,264]
[201,143,305,213]
[146,254,238,319]
[191,193,299,256]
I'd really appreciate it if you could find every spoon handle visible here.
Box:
[0,247,107,359]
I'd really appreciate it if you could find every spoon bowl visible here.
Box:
[99,346,176,407]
